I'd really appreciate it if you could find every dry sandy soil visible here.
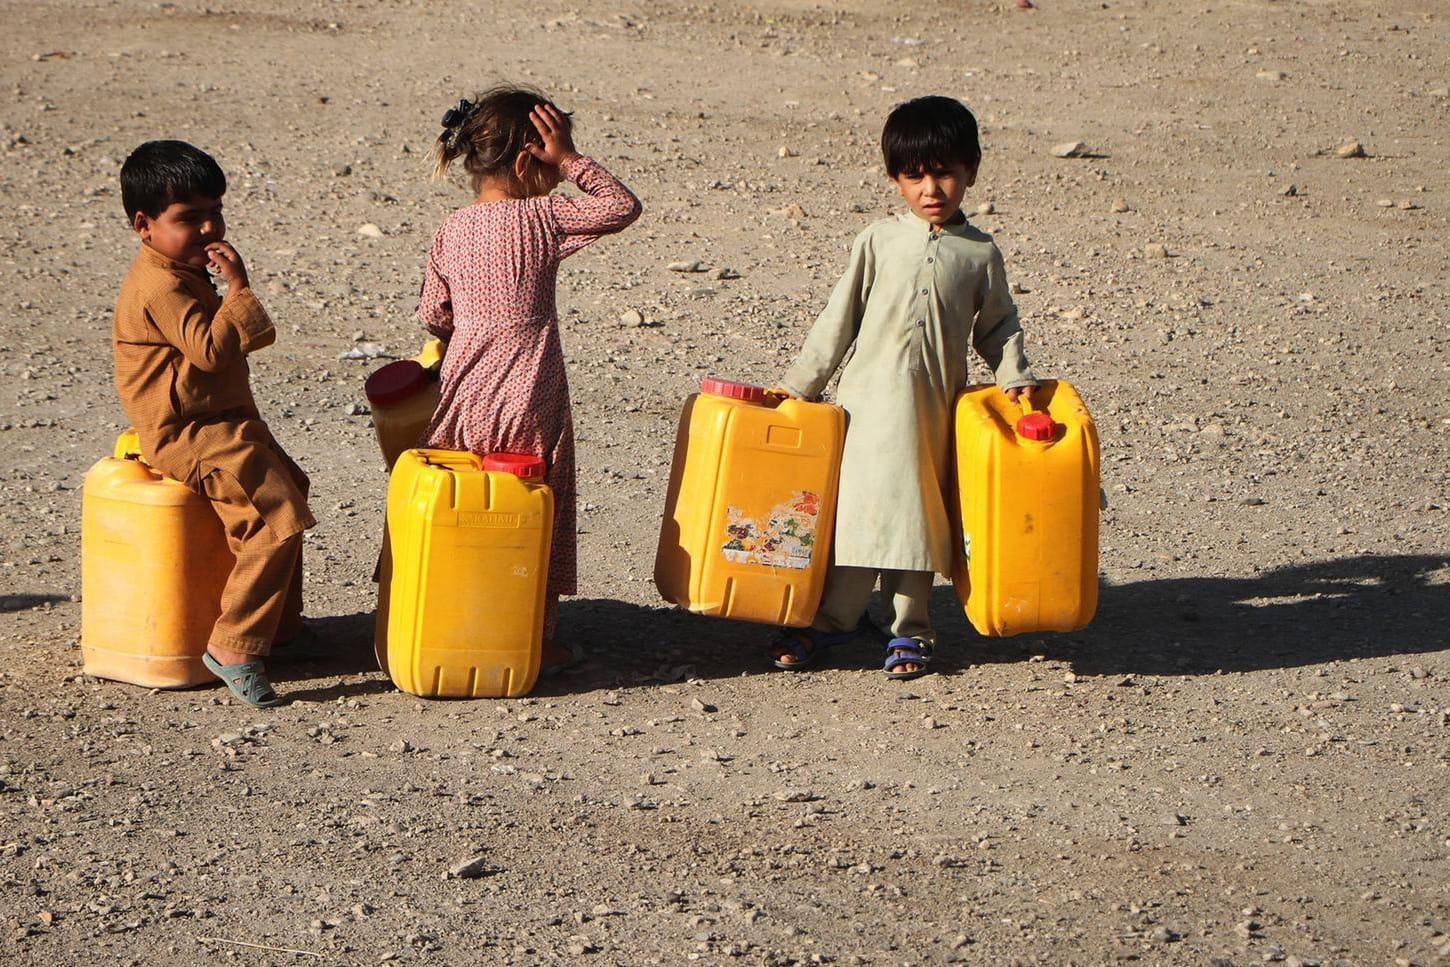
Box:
[2,0,1448,964]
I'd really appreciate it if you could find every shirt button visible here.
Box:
[915,320,925,327]
[926,257,934,263]
[920,288,929,295]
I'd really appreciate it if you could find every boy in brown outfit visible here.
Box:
[113,140,315,708]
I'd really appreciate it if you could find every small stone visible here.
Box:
[1280,184,1299,197]
[1111,197,1131,213]
[448,855,495,879]
[347,402,369,416]
[776,789,816,802]
[618,309,644,326]
[1376,198,1395,208]
[666,260,705,273]
[1150,926,1179,943]
[1397,199,1421,210]
[777,146,797,158]
[713,266,740,280]
[1335,140,1366,159]
[690,697,717,713]
[1256,69,1287,81]
[333,163,352,176]
[974,200,994,215]
[1144,243,1168,259]
[1050,141,1090,158]
[356,223,383,238]
[1240,496,1265,506]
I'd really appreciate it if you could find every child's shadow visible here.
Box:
[271,611,395,701]
[946,552,1450,677]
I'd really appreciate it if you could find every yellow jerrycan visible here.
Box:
[80,430,234,687]
[377,449,552,698]
[365,337,445,469]
[952,379,1100,636]
[654,378,845,627]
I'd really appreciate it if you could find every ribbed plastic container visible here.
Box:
[654,378,845,627]
[952,379,1100,636]
[80,432,233,687]
[376,448,551,698]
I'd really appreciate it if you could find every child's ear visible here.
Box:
[131,210,151,240]
[512,149,534,184]
[965,162,980,188]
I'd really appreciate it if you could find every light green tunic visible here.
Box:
[782,211,1035,575]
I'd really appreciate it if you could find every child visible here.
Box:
[417,87,641,671]
[769,95,1037,680]
[113,140,315,708]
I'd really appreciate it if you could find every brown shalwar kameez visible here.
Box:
[112,244,315,657]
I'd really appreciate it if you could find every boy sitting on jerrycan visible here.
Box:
[109,140,316,708]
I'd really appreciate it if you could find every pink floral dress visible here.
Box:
[417,155,640,596]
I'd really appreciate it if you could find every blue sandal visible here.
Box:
[769,626,855,671]
[202,653,285,708]
[883,637,933,680]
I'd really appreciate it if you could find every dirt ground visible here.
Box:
[1,0,1447,964]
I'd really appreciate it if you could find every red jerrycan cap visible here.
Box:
[483,453,546,479]
[700,377,766,403]
[1015,411,1058,441]
[365,360,428,407]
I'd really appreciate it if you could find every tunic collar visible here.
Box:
[135,242,213,282]
[900,209,972,236]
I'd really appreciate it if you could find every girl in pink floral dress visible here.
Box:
[418,87,641,670]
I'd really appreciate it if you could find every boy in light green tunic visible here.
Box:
[770,95,1038,680]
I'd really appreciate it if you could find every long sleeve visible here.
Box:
[781,229,875,399]
[145,283,273,373]
[416,228,454,339]
[551,155,642,259]
[971,244,1035,389]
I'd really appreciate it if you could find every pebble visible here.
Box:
[1144,243,1169,259]
[1111,197,1131,213]
[1335,140,1367,159]
[776,789,817,802]
[1050,141,1090,158]
[1257,69,1287,81]
[618,309,645,326]
[667,260,706,273]
[713,266,740,280]
[975,201,994,215]
[355,223,383,238]
[448,854,494,879]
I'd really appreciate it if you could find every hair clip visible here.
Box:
[441,98,473,130]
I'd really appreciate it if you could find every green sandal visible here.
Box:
[202,653,285,708]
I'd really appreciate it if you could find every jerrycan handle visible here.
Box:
[1013,390,1058,442]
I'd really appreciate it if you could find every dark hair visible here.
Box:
[433,85,568,194]
[880,95,981,177]
[120,140,226,219]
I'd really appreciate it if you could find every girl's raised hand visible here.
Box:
[525,103,578,167]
